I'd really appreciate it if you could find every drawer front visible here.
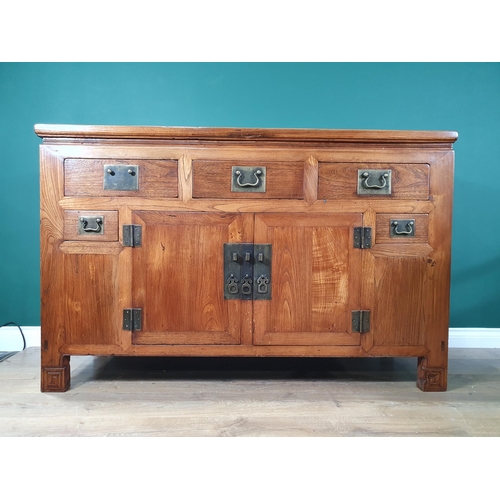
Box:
[192,160,304,199]
[64,159,178,197]
[375,213,429,244]
[318,163,430,200]
[63,210,119,241]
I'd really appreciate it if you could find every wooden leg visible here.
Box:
[41,355,70,392]
[417,355,447,392]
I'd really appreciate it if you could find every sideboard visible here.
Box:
[36,125,457,392]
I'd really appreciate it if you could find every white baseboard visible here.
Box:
[0,326,41,351]
[1,326,499,351]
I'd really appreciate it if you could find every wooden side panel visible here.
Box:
[318,163,430,200]
[64,159,178,198]
[63,253,120,345]
[372,256,428,346]
[132,212,253,345]
[254,213,362,346]
[192,160,304,199]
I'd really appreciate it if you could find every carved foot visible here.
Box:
[41,357,70,392]
[417,357,447,392]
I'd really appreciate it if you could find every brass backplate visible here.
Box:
[224,243,271,300]
[357,169,392,195]
[231,166,266,193]
[104,165,139,191]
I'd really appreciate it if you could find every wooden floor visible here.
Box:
[1,347,499,436]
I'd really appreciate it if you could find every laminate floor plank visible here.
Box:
[1,347,499,436]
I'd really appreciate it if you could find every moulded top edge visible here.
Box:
[34,124,459,144]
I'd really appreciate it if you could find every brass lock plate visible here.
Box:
[231,166,266,193]
[223,243,272,300]
[104,165,139,191]
[357,169,392,195]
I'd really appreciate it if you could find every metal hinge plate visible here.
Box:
[123,225,142,247]
[353,227,372,249]
[352,310,370,333]
[123,308,142,331]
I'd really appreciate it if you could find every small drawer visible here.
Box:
[64,159,178,197]
[192,160,304,199]
[318,163,430,200]
[375,214,429,244]
[64,210,119,241]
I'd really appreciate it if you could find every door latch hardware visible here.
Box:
[256,275,269,294]
[391,219,415,237]
[224,243,272,300]
[123,308,142,331]
[226,274,239,295]
[104,164,139,191]
[357,169,392,195]
[78,216,104,235]
[123,225,142,247]
[231,166,267,193]
[353,227,372,249]
[352,310,370,333]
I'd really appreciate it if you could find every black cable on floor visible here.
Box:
[0,322,27,351]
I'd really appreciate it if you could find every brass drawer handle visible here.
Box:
[231,166,267,192]
[235,169,262,187]
[362,171,389,189]
[79,216,103,233]
[392,220,414,235]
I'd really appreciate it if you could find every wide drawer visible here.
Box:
[64,158,178,197]
[192,160,304,199]
[318,163,430,200]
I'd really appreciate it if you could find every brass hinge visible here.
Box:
[123,225,142,247]
[123,308,142,331]
[352,310,370,333]
[353,227,372,249]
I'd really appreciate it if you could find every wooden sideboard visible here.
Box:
[36,125,457,392]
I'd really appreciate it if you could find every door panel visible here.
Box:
[254,213,363,345]
[132,212,253,345]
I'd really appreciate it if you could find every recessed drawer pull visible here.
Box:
[362,171,389,189]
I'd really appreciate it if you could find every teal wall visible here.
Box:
[1,62,499,327]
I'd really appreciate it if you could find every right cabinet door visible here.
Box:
[253,213,364,346]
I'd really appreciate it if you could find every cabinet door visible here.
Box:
[131,212,253,345]
[254,213,363,345]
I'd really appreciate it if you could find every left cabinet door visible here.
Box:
[131,212,253,345]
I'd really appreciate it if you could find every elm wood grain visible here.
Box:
[131,212,253,346]
[59,344,429,357]
[192,160,304,199]
[58,196,436,215]
[37,125,457,392]
[417,151,454,391]
[34,124,458,146]
[40,147,69,392]
[3,348,500,437]
[253,213,362,346]
[303,156,319,206]
[64,158,178,198]
[318,163,430,200]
